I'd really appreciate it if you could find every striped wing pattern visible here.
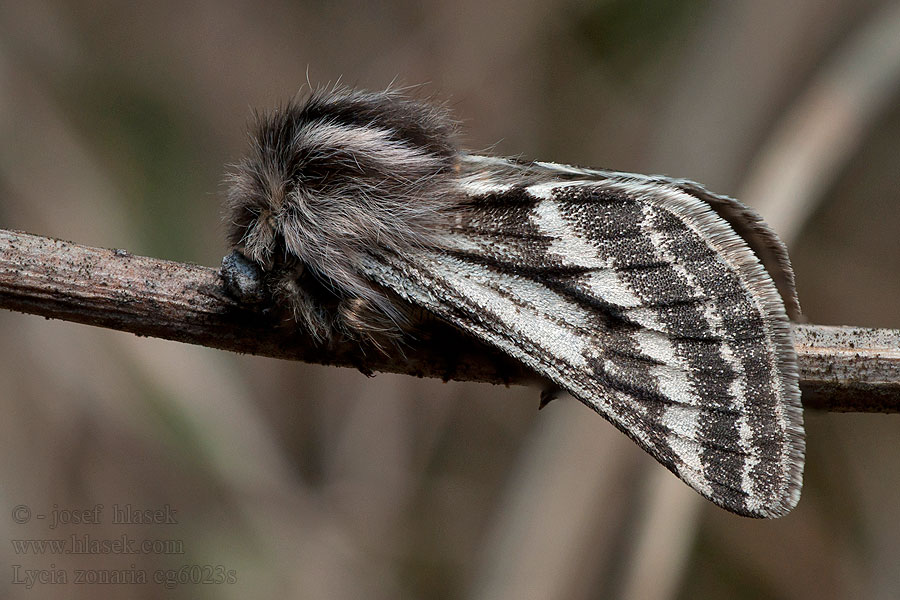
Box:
[363,163,804,518]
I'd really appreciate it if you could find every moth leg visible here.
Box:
[269,265,334,342]
[539,384,565,410]
[336,296,409,348]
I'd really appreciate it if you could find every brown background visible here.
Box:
[1,1,899,599]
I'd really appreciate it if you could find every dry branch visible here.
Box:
[1,228,897,412]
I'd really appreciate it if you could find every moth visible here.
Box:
[223,85,805,518]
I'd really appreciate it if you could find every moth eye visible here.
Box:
[220,249,265,305]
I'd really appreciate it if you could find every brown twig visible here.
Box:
[1,228,897,412]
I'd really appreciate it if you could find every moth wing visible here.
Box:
[363,176,804,518]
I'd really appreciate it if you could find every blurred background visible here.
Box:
[1,1,899,598]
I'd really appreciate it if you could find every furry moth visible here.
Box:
[223,86,805,518]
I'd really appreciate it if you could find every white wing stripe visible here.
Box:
[632,330,697,407]
[662,406,714,496]
[424,256,592,369]
[578,270,643,308]
[459,178,515,196]
[530,199,611,268]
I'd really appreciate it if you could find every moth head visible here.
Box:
[226,86,460,270]
[224,86,461,319]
